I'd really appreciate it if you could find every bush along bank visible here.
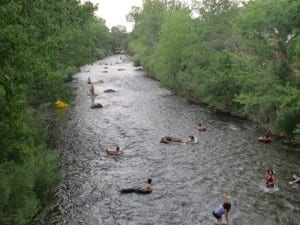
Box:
[0,1,115,224]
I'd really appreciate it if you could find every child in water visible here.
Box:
[212,192,231,225]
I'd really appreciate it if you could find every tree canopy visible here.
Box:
[0,1,113,224]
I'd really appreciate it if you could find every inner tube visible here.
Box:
[160,136,182,143]
[106,149,123,155]
[120,189,152,194]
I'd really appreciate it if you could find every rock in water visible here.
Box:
[91,103,103,109]
[104,89,116,93]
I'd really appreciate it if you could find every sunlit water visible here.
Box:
[33,55,300,225]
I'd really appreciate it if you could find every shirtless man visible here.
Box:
[197,123,207,131]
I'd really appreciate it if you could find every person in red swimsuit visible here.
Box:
[264,169,276,188]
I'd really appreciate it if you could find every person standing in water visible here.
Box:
[86,77,92,84]
[212,192,231,225]
[89,84,95,96]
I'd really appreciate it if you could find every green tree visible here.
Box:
[153,9,193,90]
[128,0,168,71]
[128,0,300,137]
[110,25,128,53]
[0,0,113,224]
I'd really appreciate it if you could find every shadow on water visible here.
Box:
[32,55,300,225]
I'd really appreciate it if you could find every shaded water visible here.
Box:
[35,55,299,225]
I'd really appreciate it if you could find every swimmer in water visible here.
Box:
[197,123,207,131]
[106,146,123,155]
[212,192,231,225]
[184,135,199,144]
[185,136,195,143]
[118,179,153,194]
[289,174,300,185]
[160,135,198,144]
[264,169,276,188]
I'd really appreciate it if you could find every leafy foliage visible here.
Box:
[0,0,113,224]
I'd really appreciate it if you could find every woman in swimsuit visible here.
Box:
[264,169,276,188]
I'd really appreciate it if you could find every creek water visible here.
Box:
[34,55,299,225]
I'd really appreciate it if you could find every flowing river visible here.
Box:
[34,55,299,225]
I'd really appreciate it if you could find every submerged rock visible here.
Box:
[90,103,103,109]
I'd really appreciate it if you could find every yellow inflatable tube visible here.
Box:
[55,100,69,109]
